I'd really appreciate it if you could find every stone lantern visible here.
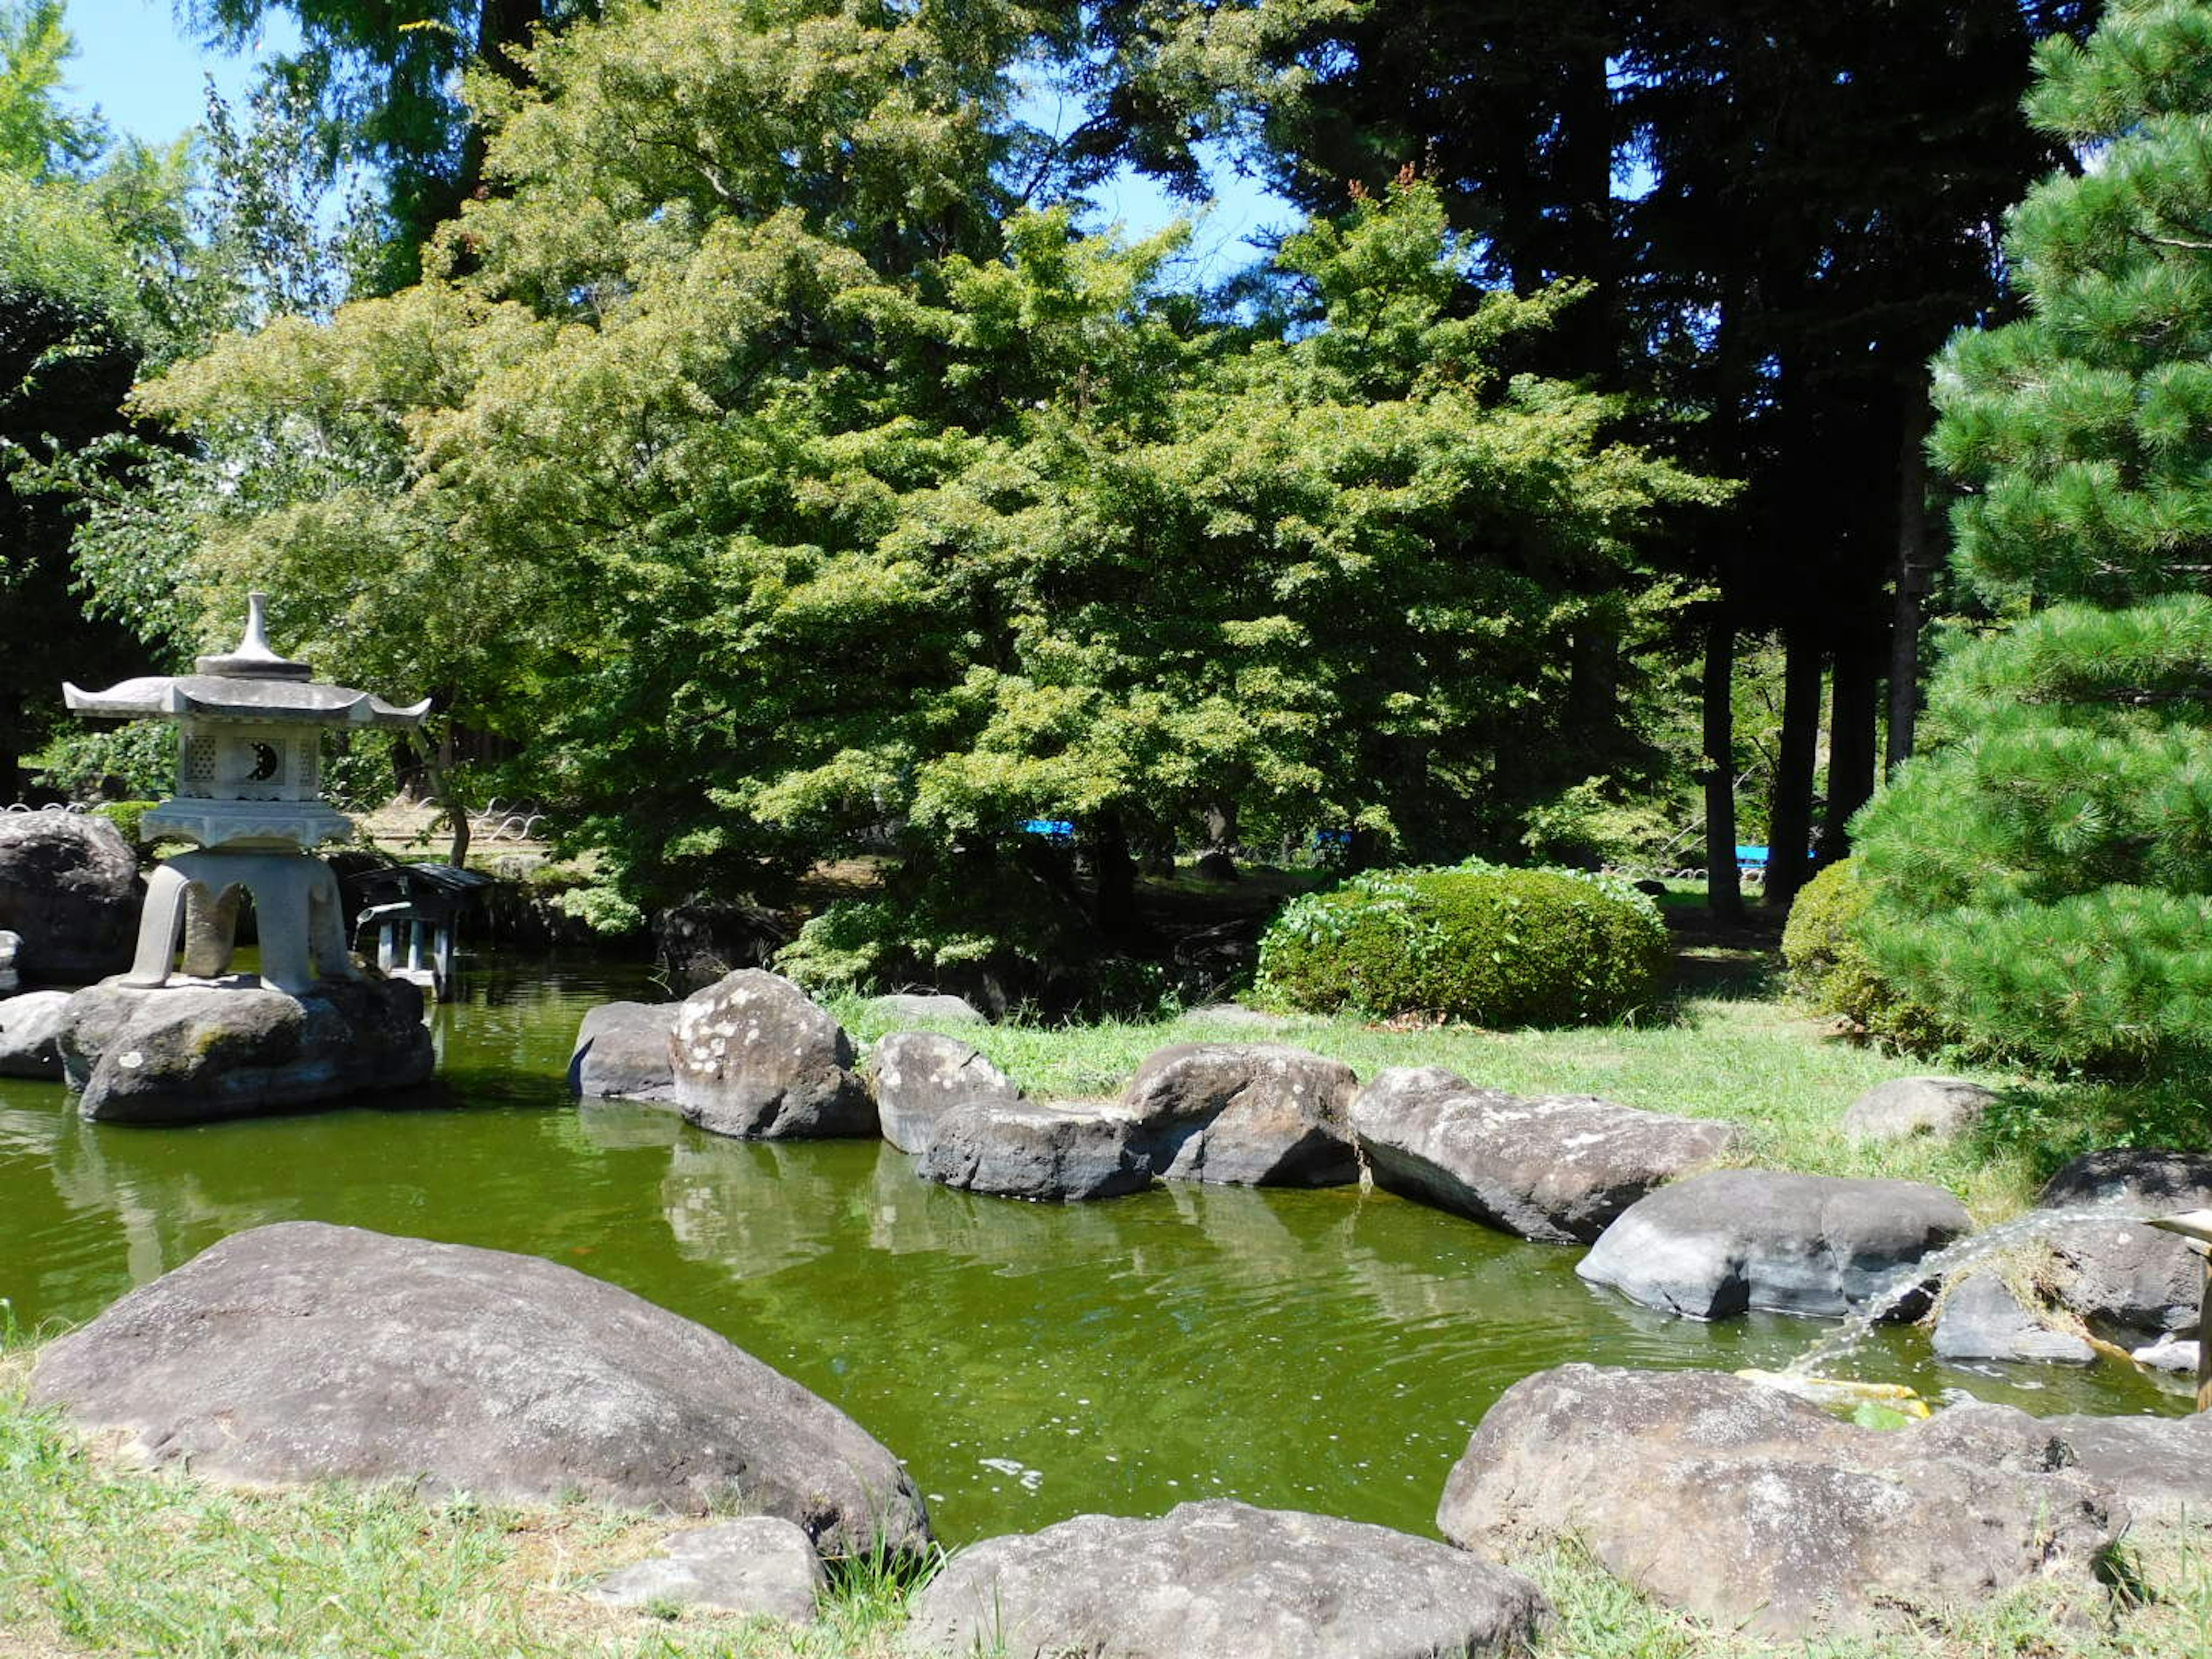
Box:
[64,593,429,995]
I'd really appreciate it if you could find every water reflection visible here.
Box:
[0,956,2193,1545]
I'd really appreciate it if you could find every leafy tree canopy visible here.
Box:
[108,0,1719,923]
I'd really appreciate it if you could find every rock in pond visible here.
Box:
[906,1499,1550,1659]
[870,1031,1022,1154]
[0,810,140,985]
[914,1097,1152,1202]
[58,975,434,1123]
[2036,1149,2212,1343]
[1576,1168,1972,1320]
[0,989,70,1079]
[863,992,986,1026]
[1351,1066,1740,1244]
[670,969,874,1139]
[1436,1364,2120,1638]
[569,1000,679,1103]
[588,1517,824,1623]
[1931,1272,2094,1365]
[30,1221,929,1556]
[1842,1076,1997,1145]
[1120,1043,1359,1186]
[0,927,17,994]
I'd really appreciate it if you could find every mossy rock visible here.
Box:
[1255,862,1668,1027]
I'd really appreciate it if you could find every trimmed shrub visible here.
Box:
[90,800,157,844]
[1780,858,1953,1055]
[1255,861,1668,1027]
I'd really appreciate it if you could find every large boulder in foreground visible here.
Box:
[0,811,140,986]
[906,1500,1549,1659]
[1120,1044,1359,1186]
[0,989,70,1079]
[1576,1168,1972,1319]
[1351,1067,1740,1244]
[2039,1411,2212,1527]
[913,1098,1152,1201]
[1437,1365,2119,1638]
[870,1031,1022,1154]
[58,976,434,1123]
[2035,1149,2212,1343]
[30,1222,929,1556]
[567,1001,679,1103]
[670,970,874,1139]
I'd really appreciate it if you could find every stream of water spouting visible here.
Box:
[1782,1203,2153,1379]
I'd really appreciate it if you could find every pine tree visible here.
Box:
[1853,0,2212,1070]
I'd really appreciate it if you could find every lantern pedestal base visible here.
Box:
[123,849,358,997]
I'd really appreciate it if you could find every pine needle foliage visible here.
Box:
[1859,2,2212,1074]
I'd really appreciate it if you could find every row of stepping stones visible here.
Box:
[571,971,2210,1373]
[30,1220,2212,1649]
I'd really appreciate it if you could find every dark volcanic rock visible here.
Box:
[906,1499,1550,1659]
[587,1517,825,1622]
[913,1098,1152,1201]
[869,1031,1021,1154]
[0,812,141,985]
[58,975,434,1124]
[669,970,874,1139]
[1120,1043,1359,1186]
[0,989,70,1079]
[1436,1364,2119,1638]
[1575,1168,1972,1319]
[2036,1149,2212,1342]
[1841,1076,1997,1145]
[1351,1066,1740,1243]
[568,1000,679,1103]
[30,1222,929,1556]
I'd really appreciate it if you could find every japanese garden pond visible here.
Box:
[0,953,2188,1547]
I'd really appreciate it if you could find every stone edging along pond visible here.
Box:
[22,966,2212,1655]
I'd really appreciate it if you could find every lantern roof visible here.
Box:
[63,593,429,729]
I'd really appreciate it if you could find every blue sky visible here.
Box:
[52,2,1290,278]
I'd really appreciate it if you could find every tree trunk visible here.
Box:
[1088,811,1143,946]
[1763,631,1823,911]
[1887,393,1932,775]
[1701,615,1747,925]
[1825,639,1882,858]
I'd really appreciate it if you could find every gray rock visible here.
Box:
[863,993,987,1026]
[1842,1077,1997,1145]
[0,812,141,985]
[670,970,874,1139]
[1121,1044,1359,1187]
[1193,849,1240,882]
[870,1031,1021,1154]
[1183,1003,1296,1031]
[914,1098,1152,1201]
[1931,1272,2094,1365]
[0,989,71,1079]
[2040,1411,2212,1526]
[588,1517,825,1623]
[1436,1364,2120,1638]
[0,927,17,994]
[906,1499,1549,1659]
[30,1221,929,1556]
[2036,1149,2212,1342]
[1576,1169,1972,1320]
[1351,1066,1741,1244]
[58,976,434,1124]
[569,1001,679,1103]
[2131,1335,2201,1374]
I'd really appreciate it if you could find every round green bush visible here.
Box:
[1779,858,1953,1054]
[1255,861,1669,1027]
[91,800,158,844]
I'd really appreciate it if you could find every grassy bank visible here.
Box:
[832,976,2103,1224]
[4,1355,2206,1659]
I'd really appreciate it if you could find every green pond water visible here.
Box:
[0,955,2190,1546]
